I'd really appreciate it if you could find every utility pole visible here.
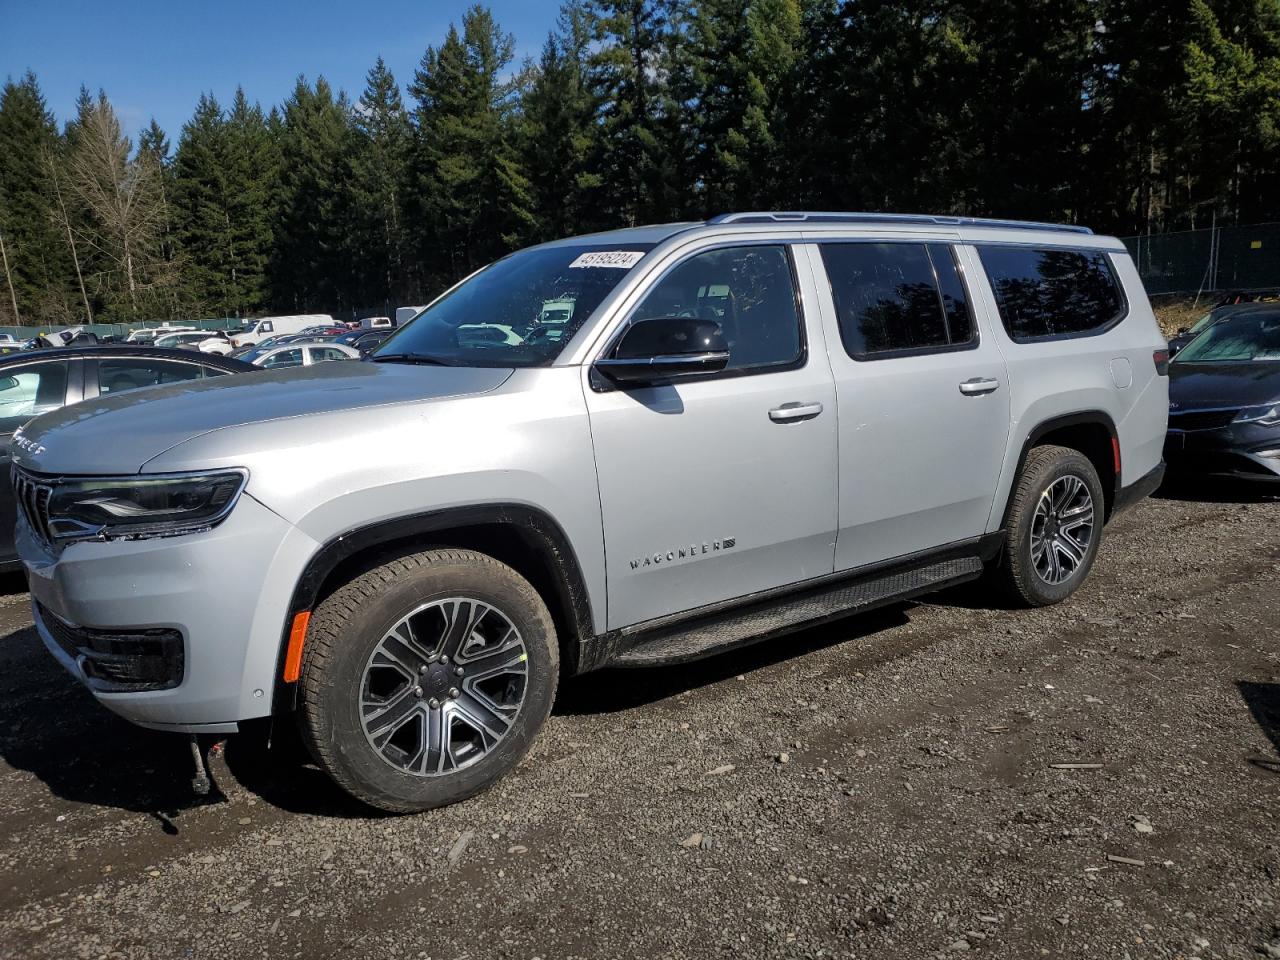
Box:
[0,222,20,325]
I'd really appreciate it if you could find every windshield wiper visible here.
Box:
[370,352,456,366]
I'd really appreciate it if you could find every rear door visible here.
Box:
[584,241,839,629]
[803,240,1011,571]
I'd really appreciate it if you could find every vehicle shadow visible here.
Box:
[0,623,372,822]
[0,624,212,830]
[219,720,374,819]
[1155,474,1280,504]
[1237,681,1280,775]
[0,571,29,596]
[555,604,912,716]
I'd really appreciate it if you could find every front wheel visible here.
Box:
[297,548,558,813]
[996,444,1105,607]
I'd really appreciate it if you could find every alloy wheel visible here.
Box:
[1030,475,1095,586]
[359,598,528,776]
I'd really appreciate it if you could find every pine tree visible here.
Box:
[1181,0,1280,224]
[0,71,74,324]
[588,0,671,225]
[173,93,233,313]
[348,57,412,307]
[274,76,353,312]
[224,88,278,315]
[408,5,534,291]
[523,2,603,241]
[689,0,802,214]
[137,117,181,317]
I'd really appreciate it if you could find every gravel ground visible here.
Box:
[1,481,1278,960]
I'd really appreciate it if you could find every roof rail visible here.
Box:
[705,211,1093,235]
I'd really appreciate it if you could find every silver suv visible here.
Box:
[13,213,1169,812]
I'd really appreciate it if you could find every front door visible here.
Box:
[585,243,839,630]
[805,241,1012,571]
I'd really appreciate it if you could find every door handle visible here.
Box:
[958,377,1000,396]
[769,401,824,423]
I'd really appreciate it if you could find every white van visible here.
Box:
[232,314,335,348]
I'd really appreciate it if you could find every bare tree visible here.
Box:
[42,148,92,323]
[64,94,172,319]
[0,218,19,324]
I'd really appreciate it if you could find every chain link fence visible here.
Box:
[1123,222,1280,296]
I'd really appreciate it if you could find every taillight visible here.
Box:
[1153,348,1170,376]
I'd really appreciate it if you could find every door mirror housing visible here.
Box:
[594,317,730,386]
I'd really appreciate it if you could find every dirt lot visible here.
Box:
[1,482,1278,960]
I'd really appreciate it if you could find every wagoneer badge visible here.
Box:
[630,538,736,570]
[12,429,46,456]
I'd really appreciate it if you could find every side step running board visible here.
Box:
[612,556,984,668]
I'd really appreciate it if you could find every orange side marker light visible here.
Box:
[283,611,311,682]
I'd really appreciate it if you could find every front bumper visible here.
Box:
[21,492,320,733]
[1164,422,1280,481]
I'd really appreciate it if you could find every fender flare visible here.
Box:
[1001,410,1120,527]
[276,503,596,701]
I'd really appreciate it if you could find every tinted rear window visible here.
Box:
[978,247,1125,342]
[820,242,974,358]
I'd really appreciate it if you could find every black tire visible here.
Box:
[997,444,1105,607]
[297,548,558,813]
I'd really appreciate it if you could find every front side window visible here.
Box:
[821,243,974,359]
[628,245,803,372]
[98,358,205,395]
[0,361,68,433]
[978,246,1125,342]
[371,243,657,368]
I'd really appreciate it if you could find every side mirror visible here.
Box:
[594,317,730,386]
[1177,326,1189,335]
[1168,340,1183,357]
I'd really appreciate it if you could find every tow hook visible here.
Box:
[189,735,212,797]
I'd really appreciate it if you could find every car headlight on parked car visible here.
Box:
[47,470,248,541]
[1232,403,1280,426]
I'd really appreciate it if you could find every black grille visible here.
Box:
[1168,409,1239,431]
[37,603,184,692]
[12,469,53,544]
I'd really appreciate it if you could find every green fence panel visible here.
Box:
[1123,222,1280,296]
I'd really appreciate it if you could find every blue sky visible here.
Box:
[1,0,560,142]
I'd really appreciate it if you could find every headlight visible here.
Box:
[1233,404,1280,426]
[47,470,248,541]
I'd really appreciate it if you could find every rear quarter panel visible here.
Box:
[957,242,1169,532]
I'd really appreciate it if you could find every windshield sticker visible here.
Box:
[569,251,646,269]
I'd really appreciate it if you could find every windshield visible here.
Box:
[1176,313,1280,363]
[371,243,655,367]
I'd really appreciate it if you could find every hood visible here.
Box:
[1168,361,1280,411]
[12,361,513,475]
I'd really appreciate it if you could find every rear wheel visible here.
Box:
[297,548,558,813]
[997,444,1105,607]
